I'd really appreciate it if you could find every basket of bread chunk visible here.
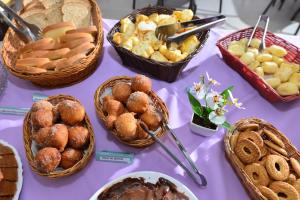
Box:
[94,74,169,148]
[2,0,103,87]
[23,95,95,178]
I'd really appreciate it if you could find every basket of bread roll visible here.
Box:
[94,74,169,148]
[23,95,95,178]
[1,0,103,87]
[107,6,209,83]
[217,27,300,102]
[225,118,300,200]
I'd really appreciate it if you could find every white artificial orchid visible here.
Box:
[190,82,206,100]
[228,90,245,109]
[206,91,224,110]
[206,72,220,86]
[208,107,226,125]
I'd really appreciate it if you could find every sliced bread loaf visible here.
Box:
[62,0,91,28]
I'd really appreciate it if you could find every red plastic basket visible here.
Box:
[216,27,300,103]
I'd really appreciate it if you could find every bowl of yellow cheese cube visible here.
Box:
[217,27,300,102]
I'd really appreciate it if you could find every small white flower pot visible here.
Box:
[189,113,219,136]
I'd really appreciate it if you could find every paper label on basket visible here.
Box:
[0,106,30,115]
[32,93,48,102]
[95,150,134,164]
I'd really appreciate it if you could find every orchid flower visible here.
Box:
[206,91,224,110]
[190,82,206,100]
[228,90,245,109]
[206,72,220,86]
[208,107,226,125]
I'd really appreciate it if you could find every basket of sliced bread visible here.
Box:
[1,0,103,87]
[23,95,95,178]
[94,74,169,148]
[225,118,300,200]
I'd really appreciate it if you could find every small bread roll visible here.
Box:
[35,147,61,173]
[247,48,259,56]
[66,26,97,35]
[267,45,287,57]
[281,62,300,73]
[21,50,49,59]
[55,54,86,71]
[272,56,284,65]
[44,48,70,60]
[68,126,89,149]
[14,65,48,74]
[112,82,132,103]
[127,91,149,113]
[277,82,299,96]
[32,100,53,112]
[289,73,300,88]
[62,36,95,49]
[47,124,68,152]
[60,148,83,169]
[31,109,54,128]
[58,100,85,125]
[131,74,152,93]
[20,38,56,53]
[265,77,281,89]
[43,21,76,40]
[262,62,278,74]
[256,53,273,62]
[16,58,50,68]
[228,42,245,57]
[240,52,255,65]
[115,113,137,141]
[60,32,94,43]
[40,58,67,70]
[103,99,125,116]
[64,42,95,58]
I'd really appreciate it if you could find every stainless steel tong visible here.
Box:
[0,1,41,41]
[155,15,226,43]
[140,113,207,187]
[246,15,270,52]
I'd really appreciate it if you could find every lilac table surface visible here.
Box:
[1,19,300,200]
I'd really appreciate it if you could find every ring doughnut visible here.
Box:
[244,163,270,186]
[258,186,279,200]
[262,129,285,148]
[238,130,264,148]
[266,155,290,181]
[270,181,300,200]
[290,158,300,177]
[235,139,261,164]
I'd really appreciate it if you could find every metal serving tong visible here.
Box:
[155,15,226,43]
[0,1,41,41]
[246,15,270,52]
[140,113,207,187]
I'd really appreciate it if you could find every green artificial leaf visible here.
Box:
[221,86,234,100]
[187,91,203,117]
[222,121,233,130]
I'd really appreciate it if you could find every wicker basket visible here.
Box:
[217,27,300,103]
[94,76,169,148]
[224,117,300,200]
[107,6,210,83]
[1,0,104,88]
[23,95,95,178]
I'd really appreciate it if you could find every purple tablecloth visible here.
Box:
[1,19,300,200]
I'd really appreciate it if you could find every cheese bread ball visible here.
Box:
[35,147,61,173]
[265,77,281,89]
[289,73,300,88]
[127,91,149,113]
[228,42,245,57]
[277,82,299,96]
[267,45,287,57]
[262,62,278,74]
[256,53,273,62]
[58,100,85,125]
[114,113,137,141]
[275,64,294,82]
[112,82,132,103]
[240,52,255,65]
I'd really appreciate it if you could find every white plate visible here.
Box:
[89,171,198,200]
[0,140,23,200]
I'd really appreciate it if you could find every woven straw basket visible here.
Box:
[1,0,103,87]
[107,6,210,83]
[94,76,169,148]
[23,95,95,178]
[224,118,300,200]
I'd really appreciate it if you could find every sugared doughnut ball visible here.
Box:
[140,106,162,131]
[48,124,68,152]
[35,147,61,173]
[58,100,85,125]
[68,126,90,149]
[131,74,152,93]
[114,113,137,141]
[103,99,125,116]
[112,82,132,103]
[136,121,149,139]
[105,115,117,130]
[31,109,54,128]
[32,127,51,146]
[60,148,83,169]
[126,91,149,113]
[32,100,53,112]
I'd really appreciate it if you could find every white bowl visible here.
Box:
[189,114,219,136]
[89,171,198,200]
